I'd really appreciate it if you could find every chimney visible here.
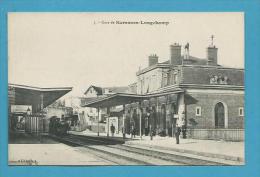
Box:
[170,43,182,65]
[148,54,158,66]
[207,45,218,66]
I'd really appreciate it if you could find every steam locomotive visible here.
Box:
[49,116,70,136]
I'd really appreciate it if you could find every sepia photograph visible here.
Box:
[8,12,244,166]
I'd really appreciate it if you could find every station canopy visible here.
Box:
[81,89,183,108]
[9,84,72,112]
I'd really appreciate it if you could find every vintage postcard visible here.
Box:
[7,12,245,166]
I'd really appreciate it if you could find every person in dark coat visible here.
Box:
[175,126,181,144]
[144,115,149,136]
[110,124,115,137]
[130,123,135,139]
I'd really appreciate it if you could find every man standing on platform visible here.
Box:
[175,123,181,144]
[130,120,136,139]
[110,123,115,137]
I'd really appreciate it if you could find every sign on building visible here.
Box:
[11,105,32,114]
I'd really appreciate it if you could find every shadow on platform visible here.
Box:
[51,134,126,147]
[9,131,59,144]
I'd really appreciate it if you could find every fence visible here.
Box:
[25,115,49,133]
[187,128,244,141]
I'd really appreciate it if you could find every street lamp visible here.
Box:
[107,116,110,137]
[97,108,100,136]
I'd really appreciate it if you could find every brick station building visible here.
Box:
[83,42,244,141]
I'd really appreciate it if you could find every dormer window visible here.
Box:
[210,75,228,85]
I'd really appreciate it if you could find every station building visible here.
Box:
[82,42,244,141]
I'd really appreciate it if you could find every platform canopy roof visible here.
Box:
[9,84,72,112]
[81,89,183,108]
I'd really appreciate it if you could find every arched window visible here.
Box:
[151,106,157,130]
[215,102,225,128]
[171,103,177,114]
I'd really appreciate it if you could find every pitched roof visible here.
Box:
[8,83,72,110]
[181,65,244,86]
[137,55,210,75]
[84,85,103,95]
[80,96,107,106]
[84,85,129,96]
[161,55,208,65]
[81,89,183,108]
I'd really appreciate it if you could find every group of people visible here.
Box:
[109,111,186,144]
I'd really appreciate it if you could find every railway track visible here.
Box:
[50,134,230,166]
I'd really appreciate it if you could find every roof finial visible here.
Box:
[184,42,190,60]
[211,35,215,46]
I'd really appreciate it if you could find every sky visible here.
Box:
[8,12,244,97]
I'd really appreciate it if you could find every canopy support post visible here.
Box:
[139,102,142,140]
[107,107,110,137]
[97,107,100,136]
[122,104,126,139]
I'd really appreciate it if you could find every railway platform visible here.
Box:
[8,131,244,165]
[69,130,244,164]
[8,132,115,165]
